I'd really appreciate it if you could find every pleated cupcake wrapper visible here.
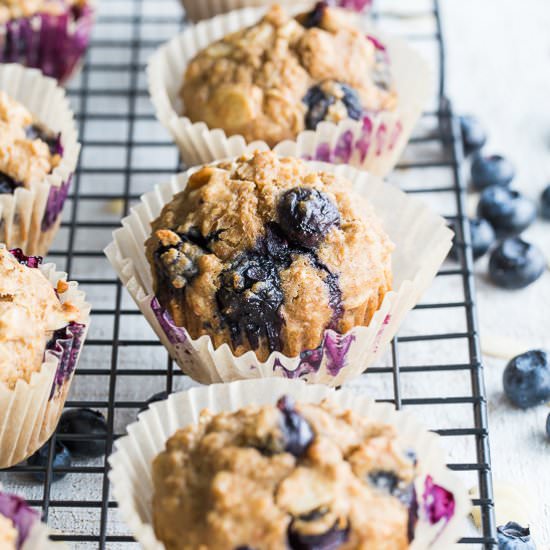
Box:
[105,155,453,387]
[179,0,373,23]
[0,260,90,469]
[0,64,80,256]
[108,378,470,549]
[147,6,431,177]
[0,2,95,83]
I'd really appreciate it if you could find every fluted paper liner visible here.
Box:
[179,0,372,23]
[0,256,90,468]
[105,154,453,387]
[0,64,80,256]
[147,6,431,176]
[108,379,469,549]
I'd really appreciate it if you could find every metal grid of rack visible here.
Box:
[0,0,497,547]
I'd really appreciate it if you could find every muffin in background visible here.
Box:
[0,64,80,256]
[146,151,393,361]
[0,0,95,83]
[181,3,395,147]
[0,246,90,468]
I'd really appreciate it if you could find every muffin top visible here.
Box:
[146,151,393,360]
[0,247,79,390]
[0,0,86,22]
[0,513,17,550]
[153,396,417,550]
[0,91,61,191]
[181,3,396,146]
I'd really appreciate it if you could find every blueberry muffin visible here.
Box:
[0,90,68,253]
[146,151,393,361]
[153,395,418,549]
[0,246,81,391]
[181,3,396,147]
[0,0,94,83]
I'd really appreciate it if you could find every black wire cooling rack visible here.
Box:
[0,0,498,547]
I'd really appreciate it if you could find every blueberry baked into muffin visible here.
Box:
[146,151,393,361]
[181,2,396,147]
[0,90,68,253]
[0,0,95,82]
[153,396,420,549]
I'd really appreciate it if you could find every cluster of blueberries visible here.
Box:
[451,116,548,290]
[458,117,548,550]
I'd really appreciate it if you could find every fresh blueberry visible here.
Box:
[288,514,349,550]
[27,441,72,482]
[449,218,496,261]
[488,238,545,290]
[303,82,363,130]
[503,350,550,409]
[497,522,536,550]
[459,116,487,156]
[25,124,61,156]
[138,391,169,414]
[0,172,19,194]
[57,409,108,458]
[471,155,515,190]
[278,187,340,248]
[540,185,550,220]
[368,471,414,506]
[277,396,314,458]
[298,2,327,29]
[477,186,537,237]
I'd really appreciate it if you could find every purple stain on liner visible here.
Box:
[332,130,354,163]
[356,116,374,162]
[423,475,455,525]
[366,34,387,52]
[150,296,189,346]
[42,176,71,231]
[0,492,40,549]
[0,6,94,82]
[315,142,332,163]
[337,0,372,10]
[375,123,388,156]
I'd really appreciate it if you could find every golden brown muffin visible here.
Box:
[146,151,393,361]
[181,3,396,147]
[153,396,417,550]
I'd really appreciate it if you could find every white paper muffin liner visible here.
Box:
[179,0,373,23]
[0,485,66,549]
[147,6,431,177]
[108,378,470,549]
[0,64,80,256]
[0,251,91,469]
[105,153,452,387]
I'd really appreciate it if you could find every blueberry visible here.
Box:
[368,471,414,506]
[57,408,108,458]
[471,155,515,190]
[459,116,487,157]
[288,514,349,550]
[503,350,550,409]
[25,124,61,156]
[27,441,72,482]
[497,522,536,550]
[278,187,340,248]
[277,396,314,458]
[540,185,550,220]
[303,82,363,130]
[477,186,537,237]
[298,2,328,29]
[0,172,19,194]
[138,391,169,414]
[488,238,545,290]
[450,218,496,261]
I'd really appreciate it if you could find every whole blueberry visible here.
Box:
[277,396,314,458]
[489,238,545,290]
[0,172,19,194]
[288,522,349,550]
[471,155,515,190]
[540,185,550,220]
[449,218,496,261]
[27,441,72,482]
[459,116,487,156]
[278,187,340,248]
[368,471,415,506]
[497,522,536,550]
[138,391,169,414]
[503,350,550,409]
[477,186,537,237]
[303,82,363,130]
[298,1,327,29]
[57,408,108,458]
